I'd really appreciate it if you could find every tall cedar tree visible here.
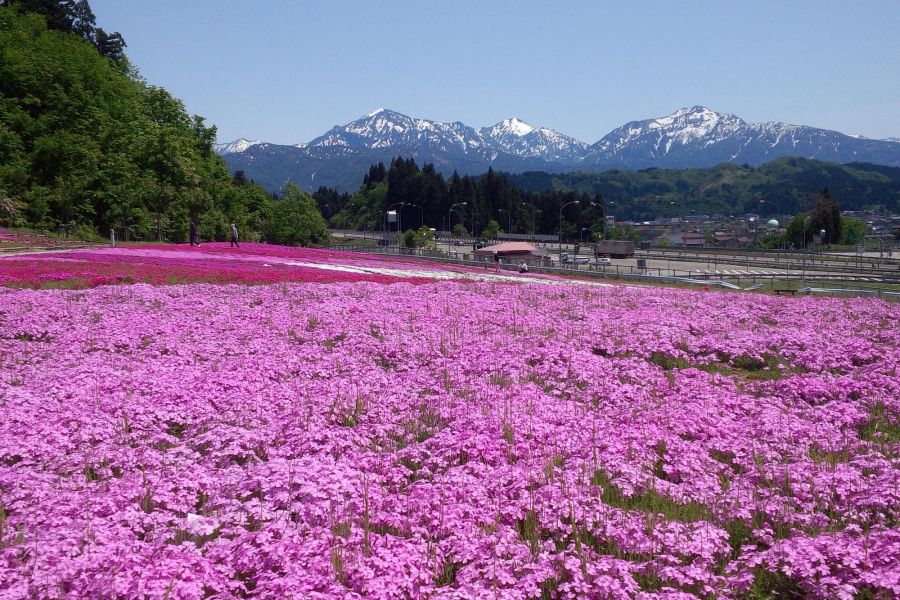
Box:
[811,187,842,244]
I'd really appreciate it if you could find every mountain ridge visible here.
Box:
[218,106,900,192]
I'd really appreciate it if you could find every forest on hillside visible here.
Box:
[509,158,900,221]
[0,1,327,245]
[317,156,895,246]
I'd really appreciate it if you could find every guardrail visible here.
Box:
[797,287,900,298]
[642,246,900,268]
[329,229,392,240]
[637,252,900,277]
[328,228,559,243]
[319,243,900,294]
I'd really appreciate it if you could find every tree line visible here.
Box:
[509,158,899,221]
[324,158,620,242]
[318,157,885,248]
[0,2,328,246]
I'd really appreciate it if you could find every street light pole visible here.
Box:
[386,202,406,241]
[559,200,580,262]
[802,215,811,251]
[597,202,607,239]
[802,215,811,277]
[586,200,605,243]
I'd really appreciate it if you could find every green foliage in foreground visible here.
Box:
[400,226,437,250]
[263,184,329,246]
[0,6,326,245]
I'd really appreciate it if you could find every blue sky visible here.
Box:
[91,0,899,145]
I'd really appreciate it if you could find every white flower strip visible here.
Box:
[283,260,614,286]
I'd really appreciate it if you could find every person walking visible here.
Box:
[493,251,501,273]
[189,219,198,246]
[230,223,240,248]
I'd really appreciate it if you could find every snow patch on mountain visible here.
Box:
[595,106,747,156]
[480,118,588,162]
[213,138,261,155]
[489,117,535,138]
[305,109,488,155]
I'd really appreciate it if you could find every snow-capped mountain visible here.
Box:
[588,106,746,161]
[480,118,589,163]
[585,106,900,169]
[216,106,900,192]
[213,138,260,155]
[306,108,494,158]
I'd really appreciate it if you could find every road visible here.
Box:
[330,231,900,284]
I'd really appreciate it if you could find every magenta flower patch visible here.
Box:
[0,268,897,598]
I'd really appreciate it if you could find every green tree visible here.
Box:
[605,224,640,242]
[483,219,501,240]
[264,183,329,246]
[839,215,867,245]
[2,0,77,32]
[2,0,128,60]
[70,0,96,40]
[401,229,418,249]
[785,213,806,248]
[400,226,437,250]
[759,231,785,250]
[810,188,841,245]
[0,5,274,242]
[94,28,125,61]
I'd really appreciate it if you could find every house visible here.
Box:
[681,232,705,247]
[713,232,745,248]
[474,242,540,258]
[663,234,685,246]
[474,242,549,266]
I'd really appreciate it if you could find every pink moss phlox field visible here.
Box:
[0,243,454,288]
[0,280,898,598]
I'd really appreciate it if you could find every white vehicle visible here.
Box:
[563,255,590,264]
[594,257,612,265]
